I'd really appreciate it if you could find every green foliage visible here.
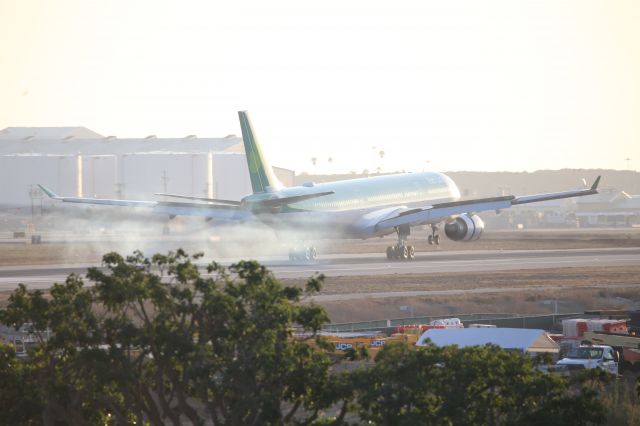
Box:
[0,343,42,425]
[601,375,640,425]
[353,342,608,426]
[0,250,334,425]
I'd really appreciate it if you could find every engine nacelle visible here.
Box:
[444,214,485,242]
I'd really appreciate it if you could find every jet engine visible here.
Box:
[444,214,484,242]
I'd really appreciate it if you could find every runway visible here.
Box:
[0,247,639,291]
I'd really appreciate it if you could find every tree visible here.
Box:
[0,343,42,425]
[0,251,615,425]
[353,342,607,426]
[0,250,345,425]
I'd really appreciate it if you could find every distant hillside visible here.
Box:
[295,169,640,198]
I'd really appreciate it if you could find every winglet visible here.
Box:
[590,175,601,191]
[37,184,60,199]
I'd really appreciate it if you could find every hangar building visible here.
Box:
[0,127,294,207]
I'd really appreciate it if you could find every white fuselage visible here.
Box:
[250,172,461,239]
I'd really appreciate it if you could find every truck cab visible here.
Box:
[556,345,618,375]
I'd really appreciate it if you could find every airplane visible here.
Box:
[39,111,601,261]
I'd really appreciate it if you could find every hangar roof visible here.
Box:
[0,127,244,156]
[416,328,559,353]
[0,126,105,140]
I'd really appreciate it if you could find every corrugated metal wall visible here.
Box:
[0,152,295,206]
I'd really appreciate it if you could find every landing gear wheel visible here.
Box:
[400,245,409,260]
[434,235,440,245]
[289,248,301,261]
[306,247,317,261]
[394,247,401,260]
[427,235,434,245]
[386,246,394,260]
[289,246,317,262]
[387,224,414,261]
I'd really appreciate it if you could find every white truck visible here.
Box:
[556,345,619,375]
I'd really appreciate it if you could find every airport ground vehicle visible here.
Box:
[582,331,640,376]
[552,317,640,376]
[0,324,48,359]
[556,345,619,375]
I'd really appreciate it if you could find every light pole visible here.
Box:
[161,170,169,201]
[91,156,99,197]
[28,185,43,220]
[191,155,196,196]
[29,185,35,220]
[543,299,559,315]
[399,305,415,318]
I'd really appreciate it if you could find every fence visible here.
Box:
[322,312,581,334]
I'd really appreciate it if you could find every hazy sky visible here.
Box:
[1,0,638,173]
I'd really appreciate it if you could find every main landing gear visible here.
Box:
[427,224,440,246]
[289,246,318,262]
[386,225,415,261]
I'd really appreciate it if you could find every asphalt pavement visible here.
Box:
[0,247,638,291]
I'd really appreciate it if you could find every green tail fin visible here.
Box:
[238,111,282,193]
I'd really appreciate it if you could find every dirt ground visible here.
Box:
[1,264,638,324]
[281,266,640,323]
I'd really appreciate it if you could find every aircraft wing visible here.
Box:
[38,185,251,220]
[38,184,333,219]
[154,193,242,206]
[375,176,601,231]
